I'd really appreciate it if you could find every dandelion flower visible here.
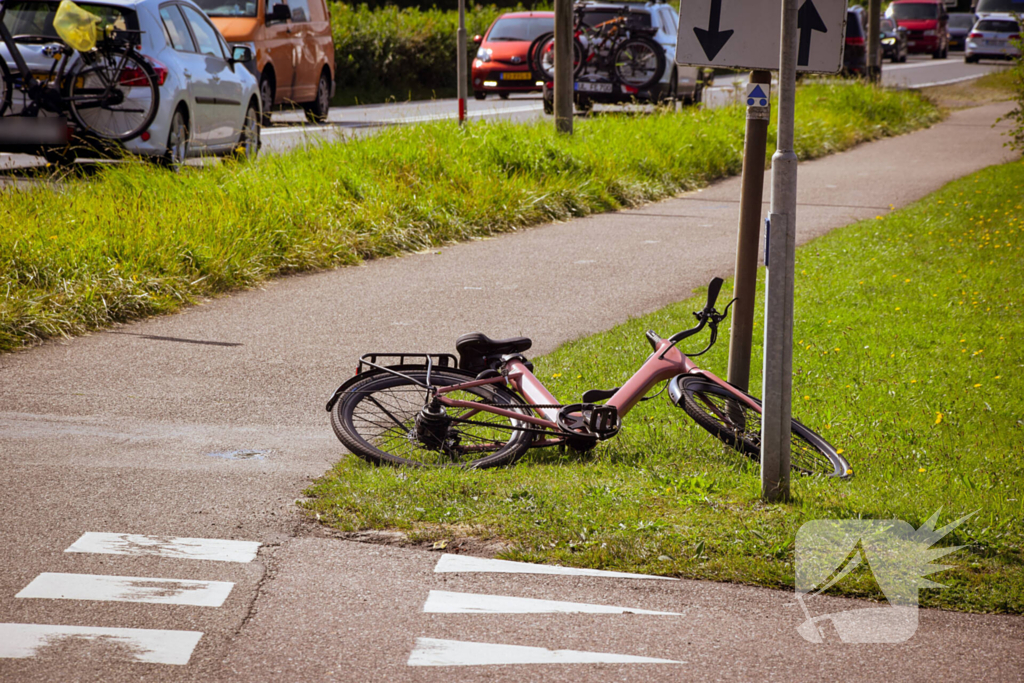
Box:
[935,413,943,425]
[919,467,927,473]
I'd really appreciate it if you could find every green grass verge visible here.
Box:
[304,160,1024,614]
[0,82,939,352]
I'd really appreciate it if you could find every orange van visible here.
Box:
[195,0,335,122]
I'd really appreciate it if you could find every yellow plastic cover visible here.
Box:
[53,0,101,52]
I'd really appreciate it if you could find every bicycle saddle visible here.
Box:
[456,332,532,373]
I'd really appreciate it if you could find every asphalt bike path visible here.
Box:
[0,101,1018,681]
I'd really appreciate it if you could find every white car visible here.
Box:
[965,14,1021,62]
[0,0,261,165]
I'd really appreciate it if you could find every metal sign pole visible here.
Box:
[554,0,573,134]
[760,0,798,502]
[868,0,881,83]
[457,0,467,125]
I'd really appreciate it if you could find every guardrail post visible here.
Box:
[457,0,467,124]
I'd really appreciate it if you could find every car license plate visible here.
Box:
[0,116,69,145]
[501,72,531,80]
[985,40,1001,46]
[575,81,613,93]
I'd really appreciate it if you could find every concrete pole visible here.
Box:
[868,0,881,83]
[727,70,772,393]
[554,0,573,134]
[761,0,798,502]
[457,0,467,124]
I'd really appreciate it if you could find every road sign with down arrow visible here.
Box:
[676,0,847,73]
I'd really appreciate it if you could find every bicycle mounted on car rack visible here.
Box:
[326,277,852,478]
[0,0,159,144]
[528,3,667,93]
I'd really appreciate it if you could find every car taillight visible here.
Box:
[1010,34,1021,40]
[846,36,865,46]
[968,31,982,38]
[121,57,168,87]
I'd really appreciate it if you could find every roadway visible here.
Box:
[0,53,1008,171]
[0,93,1018,680]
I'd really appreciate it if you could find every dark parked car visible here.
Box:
[843,8,867,76]
[881,17,909,62]
[947,12,978,51]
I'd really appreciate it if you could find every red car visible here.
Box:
[472,12,553,100]
[887,0,950,58]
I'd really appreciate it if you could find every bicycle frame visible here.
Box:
[432,336,760,441]
[0,2,40,89]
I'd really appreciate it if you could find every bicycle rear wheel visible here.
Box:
[66,49,159,141]
[331,368,534,468]
[674,376,851,478]
[613,37,665,90]
[0,58,11,116]
[532,34,585,81]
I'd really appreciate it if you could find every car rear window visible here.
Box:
[1,0,135,38]
[846,11,865,38]
[948,14,976,28]
[975,19,1020,32]
[890,3,940,20]
[581,9,652,29]
[193,0,258,18]
[487,16,554,42]
[880,18,896,31]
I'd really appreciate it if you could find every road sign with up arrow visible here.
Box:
[676,0,847,73]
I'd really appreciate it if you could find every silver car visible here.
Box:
[1,0,261,165]
[965,14,1021,62]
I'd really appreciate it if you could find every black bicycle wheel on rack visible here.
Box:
[674,376,851,478]
[530,33,586,81]
[66,48,159,141]
[0,58,11,116]
[612,36,665,90]
[331,368,535,469]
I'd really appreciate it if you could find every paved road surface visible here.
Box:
[1,54,1006,170]
[0,101,1018,681]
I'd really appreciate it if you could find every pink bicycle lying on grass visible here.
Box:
[327,277,852,478]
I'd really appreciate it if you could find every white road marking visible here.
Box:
[407,638,682,666]
[422,590,681,615]
[434,554,676,580]
[910,74,989,89]
[16,573,234,607]
[0,623,203,665]
[885,59,967,71]
[66,533,261,563]
[380,104,541,125]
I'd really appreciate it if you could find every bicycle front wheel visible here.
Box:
[331,368,534,469]
[66,49,159,141]
[674,376,851,478]
[613,37,665,90]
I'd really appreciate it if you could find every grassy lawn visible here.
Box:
[304,160,1024,614]
[0,82,939,352]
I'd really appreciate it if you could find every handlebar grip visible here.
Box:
[706,277,724,310]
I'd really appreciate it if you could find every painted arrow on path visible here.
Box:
[693,0,734,60]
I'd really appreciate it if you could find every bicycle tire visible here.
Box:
[331,368,534,469]
[66,48,159,142]
[612,37,665,90]
[532,34,586,81]
[675,376,851,478]
[0,58,11,116]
